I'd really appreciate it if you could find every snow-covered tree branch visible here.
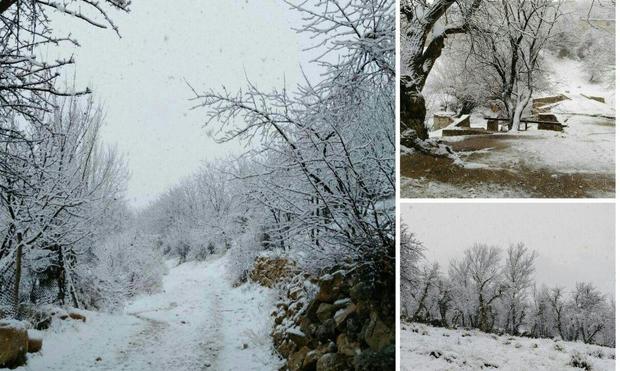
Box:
[401,240,615,347]
[191,0,395,273]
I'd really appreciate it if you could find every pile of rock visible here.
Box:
[265,263,395,371]
[0,306,87,368]
[249,256,298,288]
[20,304,87,330]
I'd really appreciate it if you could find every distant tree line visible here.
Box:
[401,223,615,347]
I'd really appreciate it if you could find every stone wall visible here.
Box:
[432,113,455,131]
[249,256,298,288]
[0,320,28,368]
[532,95,569,113]
[251,258,395,371]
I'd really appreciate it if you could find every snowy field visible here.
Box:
[17,254,281,371]
[401,323,615,371]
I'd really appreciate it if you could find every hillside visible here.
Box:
[401,322,615,371]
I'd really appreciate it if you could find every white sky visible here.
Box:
[49,0,315,208]
[401,203,615,296]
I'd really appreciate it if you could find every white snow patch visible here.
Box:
[401,323,615,371]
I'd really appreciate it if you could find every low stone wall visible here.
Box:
[251,257,395,370]
[0,306,84,367]
[249,256,298,288]
[433,113,455,131]
[453,115,470,128]
[581,94,605,103]
[443,128,491,137]
[532,95,569,113]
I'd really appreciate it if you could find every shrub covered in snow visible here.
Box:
[90,231,167,309]
[569,351,593,370]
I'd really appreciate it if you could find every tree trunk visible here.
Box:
[12,233,23,316]
[478,292,488,332]
[400,76,428,141]
[57,246,66,304]
[0,0,17,15]
[510,99,528,131]
[508,85,533,131]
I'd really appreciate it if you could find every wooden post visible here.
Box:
[13,234,22,316]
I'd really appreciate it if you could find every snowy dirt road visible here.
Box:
[19,255,281,371]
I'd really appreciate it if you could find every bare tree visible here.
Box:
[530,285,553,338]
[191,0,395,272]
[411,262,441,322]
[401,221,424,283]
[467,0,561,130]
[449,243,503,331]
[568,282,608,344]
[0,97,126,316]
[547,286,566,340]
[501,243,536,335]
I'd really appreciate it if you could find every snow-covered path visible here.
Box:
[19,255,281,371]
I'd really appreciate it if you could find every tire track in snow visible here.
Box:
[114,313,170,369]
[19,256,280,371]
[196,280,224,369]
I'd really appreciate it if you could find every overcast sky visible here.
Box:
[402,203,615,296]
[50,0,315,208]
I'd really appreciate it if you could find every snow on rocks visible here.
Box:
[401,322,615,371]
[259,258,395,371]
[17,305,87,331]
[249,256,298,288]
[26,331,43,353]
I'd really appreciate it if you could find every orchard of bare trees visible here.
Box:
[0,0,396,324]
[401,223,615,348]
[0,0,157,320]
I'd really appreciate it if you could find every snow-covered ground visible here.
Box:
[401,323,616,371]
[441,108,615,176]
[434,55,615,175]
[402,55,615,198]
[18,254,281,371]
